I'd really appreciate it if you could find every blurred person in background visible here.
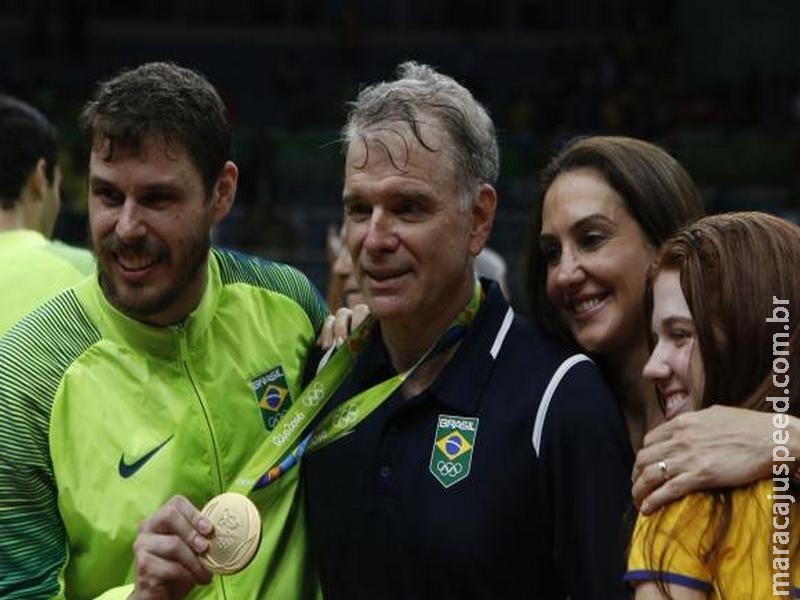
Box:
[474,245,510,299]
[325,222,364,310]
[0,94,94,335]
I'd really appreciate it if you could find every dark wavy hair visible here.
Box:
[0,95,57,208]
[524,135,705,342]
[80,62,231,196]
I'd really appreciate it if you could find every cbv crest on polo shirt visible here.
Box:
[429,414,478,488]
[251,366,293,431]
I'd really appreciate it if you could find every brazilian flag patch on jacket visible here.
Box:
[251,366,293,431]
[429,414,478,488]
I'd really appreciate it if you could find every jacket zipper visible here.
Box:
[177,325,228,598]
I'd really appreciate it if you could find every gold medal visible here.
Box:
[198,492,262,575]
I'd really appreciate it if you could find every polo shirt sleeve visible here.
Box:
[534,355,633,599]
[626,493,714,593]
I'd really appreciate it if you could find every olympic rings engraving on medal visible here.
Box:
[436,460,463,477]
[217,508,240,530]
[199,493,261,574]
[334,405,358,428]
[304,382,325,407]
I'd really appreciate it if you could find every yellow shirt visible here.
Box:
[627,479,800,598]
[0,229,93,335]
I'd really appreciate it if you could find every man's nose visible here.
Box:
[115,200,147,242]
[363,208,399,253]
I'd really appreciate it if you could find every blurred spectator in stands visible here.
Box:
[0,94,93,335]
[474,246,510,299]
[325,223,364,310]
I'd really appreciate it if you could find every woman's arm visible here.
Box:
[632,406,800,514]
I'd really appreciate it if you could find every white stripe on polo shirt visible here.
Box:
[532,353,593,456]
[489,307,514,359]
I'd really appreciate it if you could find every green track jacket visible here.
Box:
[0,248,328,599]
[0,229,94,335]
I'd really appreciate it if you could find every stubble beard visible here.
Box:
[95,229,211,324]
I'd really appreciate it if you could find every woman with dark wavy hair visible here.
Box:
[526,136,800,517]
[526,135,705,449]
[626,212,800,598]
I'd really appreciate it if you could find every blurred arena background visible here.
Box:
[1,0,798,304]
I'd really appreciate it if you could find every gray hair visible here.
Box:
[342,61,499,209]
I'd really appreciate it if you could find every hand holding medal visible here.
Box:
[198,493,262,575]
[131,493,262,598]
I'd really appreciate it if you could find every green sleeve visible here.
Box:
[0,291,100,598]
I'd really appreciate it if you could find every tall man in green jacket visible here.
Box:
[0,63,327,599]
[0,95,94,334]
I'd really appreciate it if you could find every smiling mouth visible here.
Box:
[116,252,160,272]
[663,391,692,419]
[570,293,609,317]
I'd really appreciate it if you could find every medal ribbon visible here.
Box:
[229,281,482,495]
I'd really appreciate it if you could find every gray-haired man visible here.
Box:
[303,62,632,599]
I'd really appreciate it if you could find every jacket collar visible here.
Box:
[75,252,222,361]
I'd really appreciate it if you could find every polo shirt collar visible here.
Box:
[353,279,509,415]
[75,251,221,360]
[426,279,509,414]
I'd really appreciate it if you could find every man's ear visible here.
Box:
[27,158,49,200]
[210,161,238,224]
[468,183,497,256]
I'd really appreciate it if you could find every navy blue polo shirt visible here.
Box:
[304,282,633,599]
